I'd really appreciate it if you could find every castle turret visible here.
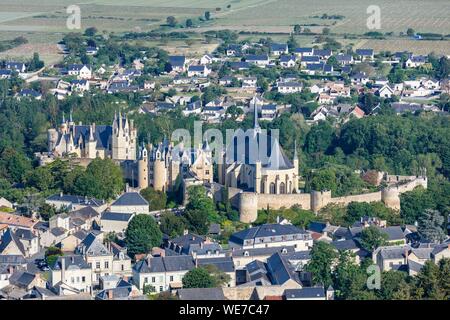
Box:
[293,140,299,192]
[86,124,97,159]
[138,143,149,189]
[153,145,167,192]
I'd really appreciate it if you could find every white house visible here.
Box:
[67,64,92,80]
[109,192,149,214]
[277,82,303,94]
[187,65,211,77]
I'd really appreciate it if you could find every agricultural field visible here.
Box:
[0,0,449,63]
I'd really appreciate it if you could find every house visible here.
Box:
[132,255,195,292]
[100,212,134,234]
[242,77,257,88]
[245,55,270,67]
[59,230,89,252]
[293,47,314,58]
[76,233,113,285]
[109,192,149,214]
[71,79,90,92]
[373,245,410,271]
[277,82,302,94]
[67,64,92,79]
[177,287,226,300]
[168,56,186,72]
[300,55,321,67]
[182,100,202,116]
[351,72,370,85]
[270,43,289,56]
[197,257,235,287]
[229,61,250,71]
[5,62,26,73]
[46,193,106,212]
[0,69,12,79]
[0,212,39,230]
[17,89,42,100]
[284,287,328,300]
[335,54,354,65]
[260,104,278,121]
[405,55,427,68]
[226,45,241,57]
[219,76,234,86]
[279,55,297,68]
[95,277,140,300]
[110,242,132,277]
[202,106,225,122]
[229,224,313,251]
[312,49,332,59]
[0,228,39,258]
[86,46,98,55]
[68,206,100,231]
[232,246,295,269]
[49,255,93,295]
[187,65,211,77]
[355,49,374,61]
[200,54,214,65]
[377,85,395,98]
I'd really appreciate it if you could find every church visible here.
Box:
[46,111,137,162]
[217,105,299,195]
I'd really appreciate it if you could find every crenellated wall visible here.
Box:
[232,175,428,223]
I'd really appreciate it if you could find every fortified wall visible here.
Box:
[230,175,427,223]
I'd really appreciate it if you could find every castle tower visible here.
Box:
[138,143,149,189]
[112,111,137,160]
[153,145,167,192]
[48,129,58,152]
[86,124,97,159]
[293,140,299,192]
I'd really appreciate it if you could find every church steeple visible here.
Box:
[293,139,298,160]
[253,102,261,134]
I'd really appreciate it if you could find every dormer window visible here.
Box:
[244,251,249,257]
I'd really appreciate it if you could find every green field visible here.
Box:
[0,0,449,63]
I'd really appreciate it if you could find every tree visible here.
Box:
[400,187,435,224]
[39,203,57,221]
[287,34,298,51]
[322,27,331,35]
[204,11,211,20]
[306,241,338,287]
[28,52,44,71]
[73,158,124,200]
[140,187,167,211]
[436,57,450,80]
[166,16,177,27]
[184,186,219,234]
[159,212,187,237]
[125,214,162,258]
[406,28,415,37]
[332,250,368,299]
[378,270,411,300]
[84,27,98,37]
[309,168,337,193]
[182,267,215,288]
[185,19,193,28]
[203,264,231,287]
[294,24,302,34]
[359,225,388,252]
[418,209,446,243]
[45,246,63,267]
[414,260,446,299]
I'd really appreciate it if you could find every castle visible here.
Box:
[46,111,137,162]
[212,105,428,223]
[136,140,213,193]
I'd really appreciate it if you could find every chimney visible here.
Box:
[195,258,198,268]
[61,257,66,283]
[183,229,188,236]
[60,191,63,198]
[108,290,113,300]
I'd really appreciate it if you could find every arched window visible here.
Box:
[245,136,250,164]
[261,181,265,194]
[233,136,238,162]
[270,183,276,194]
[289,181,292,193]
[280,182,286,194]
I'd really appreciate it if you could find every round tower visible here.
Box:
[310,190,332,213]
[239,192,258,223]
[47,129,58,152]
[153,150,167,192]
[381,187,401,211]
[138,145,149,190]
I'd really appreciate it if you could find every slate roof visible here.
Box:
[355,49,374,56]
[245,54,269,62]
[229,224,306,245]
[101,212,133,222]
[111,192,149,207]
[380,226,405,241]
[77,233,111,257]
[177,288,226,300]
[302,56,320,62]
[96,286,133,300]
[50,227,66,237]
[313,49,332,57]
[270,43,288,52]
[0,254,26,266]
[51,255,90,271]
[231,246,295,257]
[284,287,325,299]
[14,228,37,241]
[378,245,410,260]
[0,229,25,256]
[266,252,300,285]
[47,194,104,207]
[197,257,235,273]
[308,221,328,233]
[9,270,35,288]
[188,65,206,72]
[134,255,195,273]
[330,239,359,251]
[169,56,186,67]
[67,64,90,72]
[294,47,313,54]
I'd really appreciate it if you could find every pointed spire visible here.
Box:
[89,125,94,141]
[203,138,210,152]
[293,139,298,160]
[69,109,73,123]
[62,112,65,124]
[253,100,261,133]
